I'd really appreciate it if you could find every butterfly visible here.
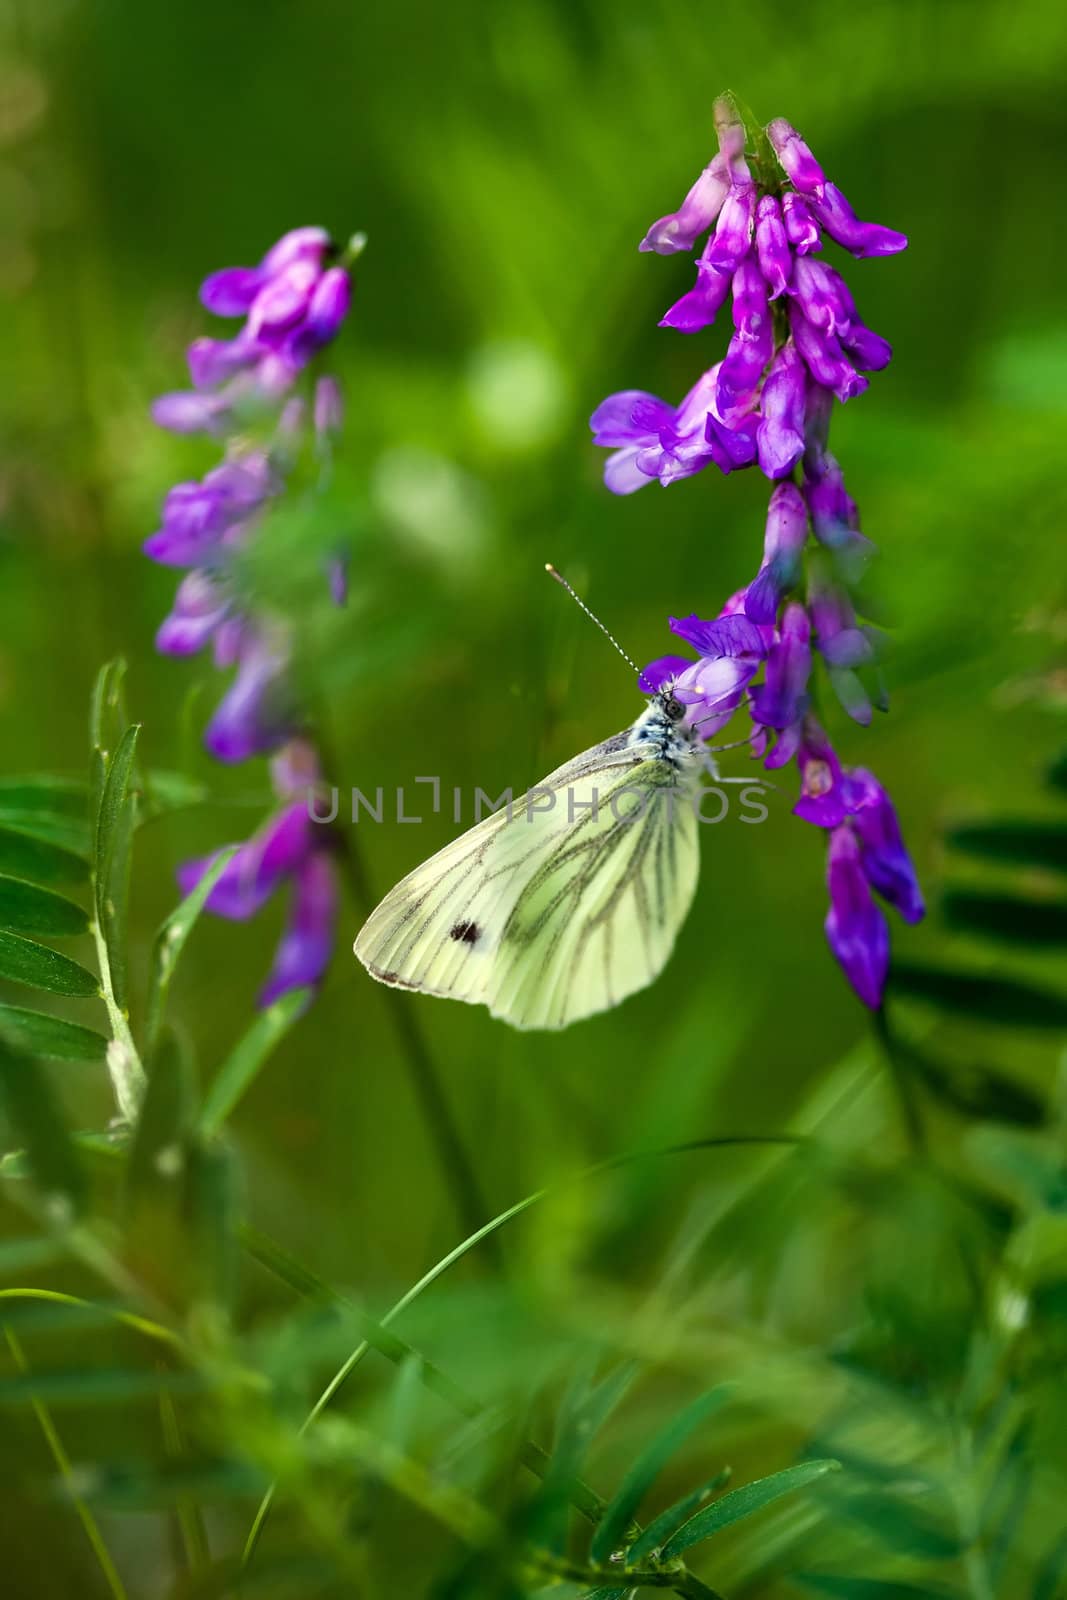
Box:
[353,686,711,1030]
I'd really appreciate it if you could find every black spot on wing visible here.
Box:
[450,920,480,944]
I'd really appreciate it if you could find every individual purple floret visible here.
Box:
[596,92,921,1008]
[178,740,339,1007]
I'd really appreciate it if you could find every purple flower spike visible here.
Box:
[782,192,821,255]
[750,602,811,730]
[704,181,757,274]
[766,118,827,197]
[745,481,809,623]
[640,153,732,255]
[789,302,868,403]
[791,257,854,338]
[259,852,338,1007]
[260,226,332,276]
[824,824,890,1009]
[808,182,907,259]
[755,195,791,300]
[756,341,807,479]
[847,769,925,922]
[156,571,232,656]
[290,266,351,362]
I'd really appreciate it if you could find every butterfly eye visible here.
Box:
[663,696,685,723]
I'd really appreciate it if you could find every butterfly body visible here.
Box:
[354,692,707,1030]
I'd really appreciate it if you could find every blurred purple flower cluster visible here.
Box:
[603,97,922,1008]
[146,226,357,1007]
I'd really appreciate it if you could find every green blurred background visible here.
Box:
[3,0,1067,1594]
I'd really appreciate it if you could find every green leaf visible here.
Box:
[0,776,89,816]
[591,1385,730,1561]
[799,1577,960,1599]
[967,1125,1067,1213]
[0,1033,85,1214]
[140,770,211,823]
[627,1469,732,1563]
[945,820,1067,875]
[0,1005,107,1063]
[1034,1530,1067,1600]
[836,1490,963,1560]
[891,962,1067,1027]
[890,1037,1044,1126]
[942,889,1067,946]
[0,875,88,937]
[661,1459,840,1558]
[144,847,237,1063]
[0,811,91,855]
[0,1236,68,1273]
[93,723,140,1013]
[0,930,98,998]
[185,1137,238,1309]
[199,989,309,1135]
[0,826,88,886]
[0,1368,206,1406]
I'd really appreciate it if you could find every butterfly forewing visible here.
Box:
[354,708,702,1030]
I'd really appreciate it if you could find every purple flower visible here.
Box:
[178,751,339,1009]
[766,118,827,197]
[704,181,757,275]
[660,239,734,333]
[782,192,821,255]
[846,769,925,923]
[259,853,338,1007]
[590,371,723,492]
[789,301,868,403]
[156,570,232,656]
[716,258,773,415]
[204,627,296,763]
[640,153,732,256]
[314,375,344,438]
[745,482,809,623]
[144,454,274,567]
[807,182,907,260]
[755,194,791,300]
[749,602,811,731]
[824,823,890,1009]
[793,720,850,827]
[638,654,695,693]
[756,342,807,479]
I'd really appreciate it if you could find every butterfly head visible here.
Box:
[656,689,687,724]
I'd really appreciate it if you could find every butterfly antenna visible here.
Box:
[545,563,639,675]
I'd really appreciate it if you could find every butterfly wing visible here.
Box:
[353,731,700,1030]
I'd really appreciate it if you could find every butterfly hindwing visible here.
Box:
[354,715,701,1030]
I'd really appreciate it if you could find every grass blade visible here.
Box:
[199,988,309,1135]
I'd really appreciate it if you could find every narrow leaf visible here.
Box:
[628,1469,732,1562]
[837,1489,963,1559]
[661,1459,840,1557]
[0,1368,206,1406]
[0,1005,107,1063]
[0,811,91,855]
[942,889,1067,946]
[0,826,88,885]
[591,1385,730,1560]
[966,1125,1067,1213]
[799,1576,960,1599]
[0,930,98,998]
[890,1037,1044,1126]
[185,1137,238,1309]
[946,820,1067,874]
[199,989,309,1135]
[1034,1530,1067,1600]
[144,847,236,1062]
[0,875,88,937]
[0,1033,86,1214]
[891,962,1067,1027]
[0,776,89,816]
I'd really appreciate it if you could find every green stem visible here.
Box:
[89,908,144,1123]
[4,1326,128,1600]
[872,1004,926,1154]
[332,792,494,1249]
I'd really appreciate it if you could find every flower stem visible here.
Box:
[333,822,495,1249]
